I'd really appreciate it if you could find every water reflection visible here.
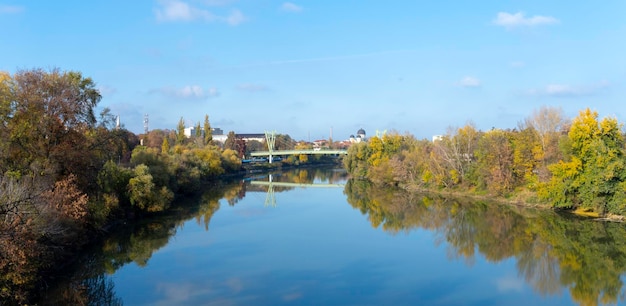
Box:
[250,173,346,207]
[345,179,626,306]
[39,169,626,305]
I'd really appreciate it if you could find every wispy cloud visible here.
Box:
[225,9,245,25]
[154,0,245,25]
[152,85,220,99]
[526,81,609,98]
[510,61,525,68]
[458,76,481,88]
[493,12,559,28]
[239,49,415,68]
[202,0,236,6]
[0,5,24,14]
[237,83,269,92]
[281,2,302,13]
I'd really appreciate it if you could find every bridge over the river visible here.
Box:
[249,149,347,157]
[248,131,347,163]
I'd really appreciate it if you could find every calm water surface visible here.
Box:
[44,168,626,305]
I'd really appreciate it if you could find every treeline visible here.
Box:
[0,68,242,304]
[343,106,626,217]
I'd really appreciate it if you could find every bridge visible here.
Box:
[248,131,347,163]
[249,149,347,157]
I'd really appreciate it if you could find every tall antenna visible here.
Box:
[143,114,149,134]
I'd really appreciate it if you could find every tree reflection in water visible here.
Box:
[344,179,626,306]
[39,169,626,306]
[37,169,350,304]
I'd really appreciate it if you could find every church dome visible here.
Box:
[357,128,366,136]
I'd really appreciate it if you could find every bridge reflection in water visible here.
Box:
[249,174,345,207]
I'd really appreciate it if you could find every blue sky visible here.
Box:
[1,1,625,141]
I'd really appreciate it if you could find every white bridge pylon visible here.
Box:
[265,130,276,163]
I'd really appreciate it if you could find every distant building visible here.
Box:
[236,133,265,143]
[184,127,225,139]
[183,127,196,138]
[349,128,367,143]
[432,135,444,142]
[211,132,266,144]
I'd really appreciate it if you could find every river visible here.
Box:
[40,167,626,305]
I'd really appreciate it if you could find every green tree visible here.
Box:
[344,142,371,179]
[203,114,212,145]
[127,164,173,212]
[176,117,185,145]
[541,109,626,215]
[194,121,201,138]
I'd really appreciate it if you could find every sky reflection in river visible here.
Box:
[106,169,580,305]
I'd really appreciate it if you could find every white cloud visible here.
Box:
[154,0,245,25]
[153,85,220,99]
[510,61,525,68]
[527,81,609,98]
[493,12,559,28]
[459,76,481,88]
[0,5,24,14]
[281,2,303,13]
[237,83,269,92]
[226,9,245,26]
[155,0,212,22]
[202,0,236,6]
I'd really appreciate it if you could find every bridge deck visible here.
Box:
[250,149,347,157]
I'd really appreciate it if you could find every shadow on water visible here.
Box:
[39,168,626,305]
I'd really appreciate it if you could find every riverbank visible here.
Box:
[400,182,626,223]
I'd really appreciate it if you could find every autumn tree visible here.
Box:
[540,109,626,215]
[161,137,170,154]
[475,129,515,195]
[430,123,481,186]
[127,164,174,212]
[221,149,242,172]
[1,68,101,181]
[525,106,569,180]
[224,131,237,151]
[510,125,542,190]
